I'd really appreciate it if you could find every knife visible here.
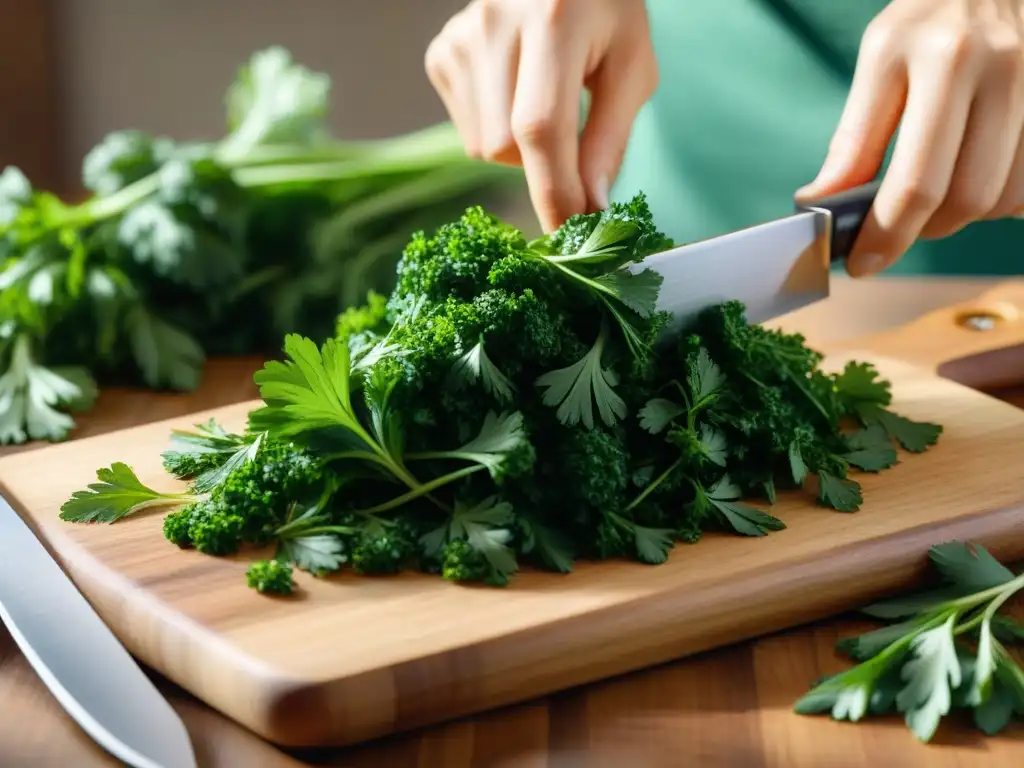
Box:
[636,180,880,330]
[0,492,196,768]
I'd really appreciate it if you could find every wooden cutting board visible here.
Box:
[2,282,1024,750]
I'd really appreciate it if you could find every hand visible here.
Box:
[424,0,658,232]
[796,0,1024,277]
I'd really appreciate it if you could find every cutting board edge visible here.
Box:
[169,499,1024,748]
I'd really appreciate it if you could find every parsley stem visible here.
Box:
[947,572,1024,613]
[626,457,684,512]
[353,465,485,516]
[981,572,1024,622]
[65,173,161,224]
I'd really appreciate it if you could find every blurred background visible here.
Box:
[0,0,532,221]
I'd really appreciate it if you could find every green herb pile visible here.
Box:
[0,46,515,445]
[797,541,1024,741]
[59,193,941,594]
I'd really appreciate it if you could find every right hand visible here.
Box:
[424,0,658,232]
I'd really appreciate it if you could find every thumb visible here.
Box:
[796,48,906,201]
[578,43,658,210]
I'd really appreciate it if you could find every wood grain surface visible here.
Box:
[1,277,1023,767]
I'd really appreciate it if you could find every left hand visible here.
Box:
[795,0,1024,277]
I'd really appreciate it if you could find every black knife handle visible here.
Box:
[796,179,880,264]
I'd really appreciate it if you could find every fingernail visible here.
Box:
[593,175,610,209]
[849,253,886,277]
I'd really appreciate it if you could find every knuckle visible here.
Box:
[471,0,505,37]
[864,18,897,59]
[480,134,516,161]
[511,112,559,148]
[987,38,1024,83]
[538,0,582,27]
[423,39,447,81]
[896,181,944,216]
[943,184,1000,221]
[923,27,982,70]
[860,17,900,61]
[446,37,472,67]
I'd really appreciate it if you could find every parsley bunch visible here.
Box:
[0,46,515,444]
[796,541,1024,741]
[59,193,942,592]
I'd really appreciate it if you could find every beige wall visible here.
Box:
[54,0,467,175]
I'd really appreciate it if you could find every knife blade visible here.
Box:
[635,180,880,330]
[0,493,196,768]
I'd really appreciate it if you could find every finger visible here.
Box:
[922,49,1024,236]
[472,16,523,165]
[795,24,906,200]
[846,59,973,276]
[578,30,659,209]
[988,130,1024,219]
[511,21,590,232]
[424,30,483,156]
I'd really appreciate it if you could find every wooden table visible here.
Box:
[2,276,1022,768]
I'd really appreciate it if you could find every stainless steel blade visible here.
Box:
[0,494,196,768]
[634,209,832,330]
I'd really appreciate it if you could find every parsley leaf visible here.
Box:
[632,523,676,564]
[126,303,205,391]
[594,267,662,318]
[817,471,862,512]
[843,425,899,472]
[218,45,330,160]
[836,619,924,662]
[833,361,891,407]
[705,475,786,537]
[788,440,808,484]
[406,411,528,481]
[59,462,197,523]
[929,541,1016,592]
[855,403,943,453]
[191,432,264,493]
[448,338,515,403]
[0,335,94,444]
[972,658,1021,735]
[895,615,962,741]
[279,534,346,576]
[448,411,526,476]
[517,514,574,573]
[555,216,639,263]
[638,397,685,434]
[794,653,903,722]
[249,333,364,443]
[699,424,728,466]
[536,325,626,429]
[425,497,519,584]
[688,348,725,404]
[991,615,1024,645]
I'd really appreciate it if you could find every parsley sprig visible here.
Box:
[248,333,527,514]
[59,462,200,523]
[796,541,1024,741]
[632,348,786,539]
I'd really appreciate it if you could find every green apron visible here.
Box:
[612,0,1022,275]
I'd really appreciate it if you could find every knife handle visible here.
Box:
[796,180,881,264]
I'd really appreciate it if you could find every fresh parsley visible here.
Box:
[59,462,198,523]
[796,541,1024,741]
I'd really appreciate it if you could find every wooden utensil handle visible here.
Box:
[837,280,1024,391]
